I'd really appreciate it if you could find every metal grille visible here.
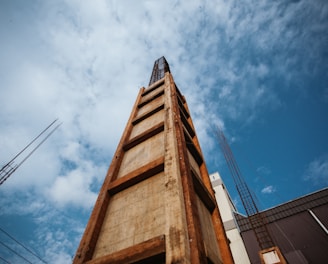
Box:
[149,56,170,86]
[216,127,274,250]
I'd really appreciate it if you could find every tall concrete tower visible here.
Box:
[73,57,233,264]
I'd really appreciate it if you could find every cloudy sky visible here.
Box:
[0,0,327,263]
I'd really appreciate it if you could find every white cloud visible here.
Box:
[257,166,271,175]
[45,141,107,209]
[33,206,86,264]
[261,185,276,194]
[47,167,98,209]
[304,155,328,186]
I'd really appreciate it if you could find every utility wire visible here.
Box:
[0,120,62,186]
[1,119,58,171]
[0,120,61,263]
[0,255,10,264]
[16,122,62,169]
[0,240,32,264]
[0,228,47,264]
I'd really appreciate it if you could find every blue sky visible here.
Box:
[0,0,327,263]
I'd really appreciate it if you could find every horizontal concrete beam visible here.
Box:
[108,156,164,195]
[86,235,165,264]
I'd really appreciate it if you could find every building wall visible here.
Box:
[210,171,328,264]
[210,172,251,264]
[93,172,166,258]
[235,188,328,264]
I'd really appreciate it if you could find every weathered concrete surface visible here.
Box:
[74,68,233,264]
[93,172,165,258]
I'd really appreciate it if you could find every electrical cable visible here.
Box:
[16,122,62,169]
[0,119,58,172]
[0,240,32,264]
[0,255,10,264]
[0,121,62,186]
[0,228,47,264]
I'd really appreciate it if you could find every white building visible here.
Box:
[210,172,251,264]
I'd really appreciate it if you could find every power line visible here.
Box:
[0,240,32,264]
[0,255,10,264]
[0,228,47,264]
[1,119,58,169]
[16,122,62,169]
[0,119,62,186]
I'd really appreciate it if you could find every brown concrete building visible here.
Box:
[73,57,234,264]
[235,188,328,264]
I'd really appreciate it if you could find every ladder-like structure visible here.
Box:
[216,127,287,264]
[73,57,234,264]
[216,127,274,250]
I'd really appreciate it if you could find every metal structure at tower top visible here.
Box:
[148,56,171,86]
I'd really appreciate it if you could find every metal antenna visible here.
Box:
[0,119,61,186]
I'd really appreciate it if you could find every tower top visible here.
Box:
[149,56,171,86]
